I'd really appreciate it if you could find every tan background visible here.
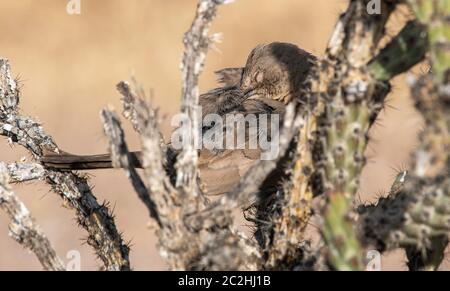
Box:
[0,0,443,270]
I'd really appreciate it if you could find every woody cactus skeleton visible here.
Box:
[0,0,449,271]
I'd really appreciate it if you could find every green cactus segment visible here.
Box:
[310,61,373,270]
[323,192,364,271]
[407,74,450,269]
[410,0,434,22]
[357,0,450,270]
[368,21,428,82]
[408,0,450,82]
[318,96,369,271]
[316,99,371,198]
[310,60,381,270]
[310,0,406,270]
[401,0,450,269]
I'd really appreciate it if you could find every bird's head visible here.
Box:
[240,42,315,104]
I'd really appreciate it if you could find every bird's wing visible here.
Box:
[199,86,244,118]
[198,96,286,196]
[198,148,257,195]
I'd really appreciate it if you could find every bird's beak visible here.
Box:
[243,88,257,100]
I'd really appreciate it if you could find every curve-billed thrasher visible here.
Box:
[41,42,315,195]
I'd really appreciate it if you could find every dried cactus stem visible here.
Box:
[406,235,449,271]
[263,122,315,270]
[1,58,130,271]
[358,172,450,271]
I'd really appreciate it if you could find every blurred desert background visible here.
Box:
[0,0,446,271]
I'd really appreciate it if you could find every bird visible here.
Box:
[41,42,316,195]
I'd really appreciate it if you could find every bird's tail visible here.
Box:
[41,151,142,170]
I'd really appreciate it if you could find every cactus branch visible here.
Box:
[408,0,450,83]
[358,172,450,270]
[176,0,232,194]
[0,59,130,271]
[1,162,45,183]
[263,120,316,270]
[358,0,450,270]
[0,163,65,271]
[310,0,404,270]
[100,108,161,225]
[368,20,429,82]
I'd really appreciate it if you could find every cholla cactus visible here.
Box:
[0,0,449,271]
[358,0,450,271]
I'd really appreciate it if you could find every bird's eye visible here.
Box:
[254,71,264,83]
